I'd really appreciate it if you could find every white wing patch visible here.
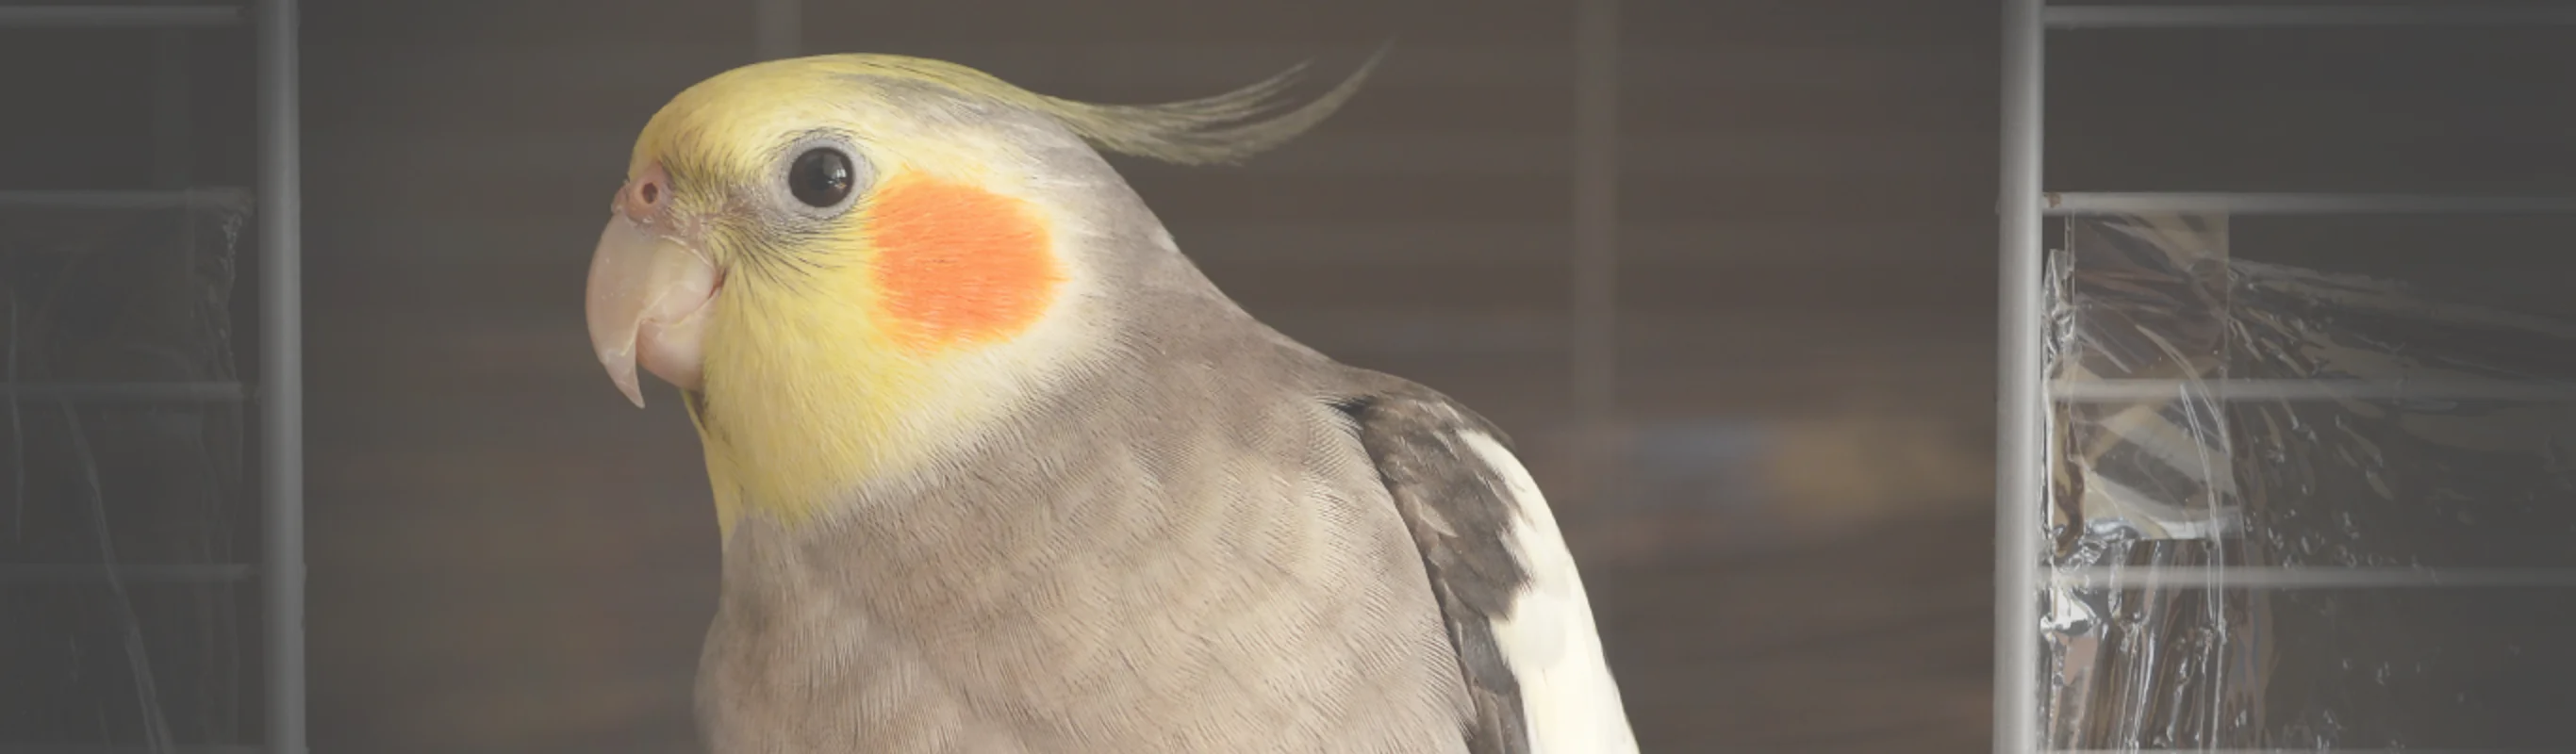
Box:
[1456,430,1641,754]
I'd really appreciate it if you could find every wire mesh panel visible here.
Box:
[2039,213,2576,749]
[2002,2,2576,752]
[0,2,299,752]
[0,197,260,751]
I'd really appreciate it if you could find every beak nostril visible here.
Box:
[617,164,674,221]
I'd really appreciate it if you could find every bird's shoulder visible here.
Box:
[1324,371,1639,754]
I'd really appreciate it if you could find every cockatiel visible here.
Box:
[583,49,1639,754]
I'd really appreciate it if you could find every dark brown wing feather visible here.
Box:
[1332,380,1532,754]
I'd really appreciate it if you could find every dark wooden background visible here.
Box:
[20,0,2019,751]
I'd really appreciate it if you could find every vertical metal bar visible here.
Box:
[1996,0,2045,752]
[1572,0,1619,423]
[1565,0,1622,514]
[755,0,800,60]
[256,0,305,751]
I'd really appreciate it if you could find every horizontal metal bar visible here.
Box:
[2049,749,2561,754]
[2047,5,2576,28]
[1,382,250,403]
[0,6,242,28]
[0,563,254,584]
[0,746,265,754]
[2053,378,2576,402]
[0,188,252,210]
[2042,191,2576,215]
[2050,566,2576,589]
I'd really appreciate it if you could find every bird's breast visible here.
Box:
[692,397,1473,753]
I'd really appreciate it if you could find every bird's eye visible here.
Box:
[786,148,855,208]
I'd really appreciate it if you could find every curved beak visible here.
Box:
[585,212,719,408]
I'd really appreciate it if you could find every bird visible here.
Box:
[581,47,1640,754]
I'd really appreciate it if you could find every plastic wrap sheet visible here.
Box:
[2039,213,2576,751]
[0,197,256,750]
[2042,215,2262,750]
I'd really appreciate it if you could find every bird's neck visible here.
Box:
[688,292,986,539]
[687,274,1113,540]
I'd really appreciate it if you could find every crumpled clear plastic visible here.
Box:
[2039,213,2576,751]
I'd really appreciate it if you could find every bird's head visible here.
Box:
[584,51,1379,528]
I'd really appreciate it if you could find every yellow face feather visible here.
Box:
[603,51,1384,537]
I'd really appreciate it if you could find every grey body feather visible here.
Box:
[695,336,1533,753]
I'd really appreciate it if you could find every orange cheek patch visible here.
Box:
[862,173,1066,355]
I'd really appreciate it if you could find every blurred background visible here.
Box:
[6,0,2576,752]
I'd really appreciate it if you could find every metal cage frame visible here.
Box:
[0,3,302,753]
[1997,3,2576,753]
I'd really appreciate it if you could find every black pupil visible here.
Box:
[788,148,854,207]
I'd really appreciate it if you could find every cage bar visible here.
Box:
[2048,5,2576,28]
[0,741,269,746]
[0,564,256,584]
[2050,566,2576,589]
[1996,1,2047,753]
[2044,191,2576,215]
[256,0,305,750]
[754,0,799,60]
[1572,0,1620,422]
[2010,1,2576,752]
[0,6,241,27]
[2051,378,2576,402]
[0,383,250,403]
[2045,749,2555,754]
[0,189,252,211]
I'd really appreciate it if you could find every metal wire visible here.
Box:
[0,564,256,584]
[256,0,305,750]
[2043,192,2576,216]
[2050,566,2576,589]
[58,402,178,753]
[0,384,250,403]
[0,189,253,211]
[1996,1,2046,752]
[0,6,241,27]
[2052,378,2576,402]
[2048,5,2576,28]
[755,0,799,60]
